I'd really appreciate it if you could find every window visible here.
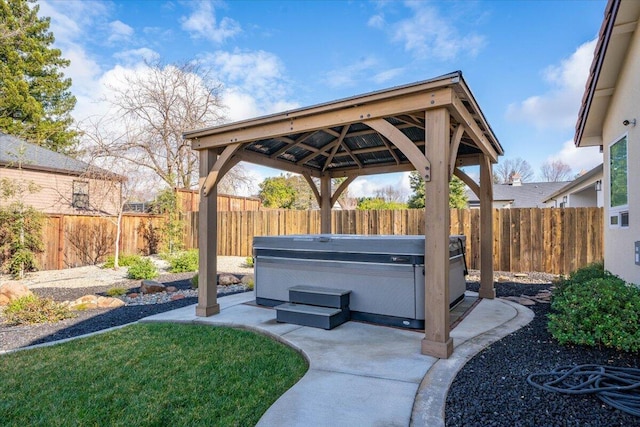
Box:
[72,181,89,209]
[609,136,629,228]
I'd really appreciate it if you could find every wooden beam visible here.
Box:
[421,107,453,359]
[329,162,416,178]
[331,175,356,206]
[322,125,350,171]
[235,149,321,177]
[453,168,479,197]
[479,153,496,299]
[196,149,220,317]
[379,134,401,165]
[202,143,241,196]
[364,118,431,180]
[270,131,316,159]
[190,88,453,150]
[340,140,363,169]
[449,92,499,162]
[449,124,465,179]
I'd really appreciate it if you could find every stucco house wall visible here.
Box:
[576,0,640,284]
[599,23,640,284]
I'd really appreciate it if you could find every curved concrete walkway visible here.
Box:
[141,292,534,426]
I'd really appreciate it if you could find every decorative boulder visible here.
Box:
[140,280,166,294]
[218,274,241,286]
[0,283,34,306]
[170,294,185,301]
[64,295,125,310]
[241,274,255,285]
[165,286,178,293]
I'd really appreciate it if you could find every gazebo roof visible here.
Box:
[184,71,502,181]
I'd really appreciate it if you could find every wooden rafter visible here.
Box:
[322,125,350,171]
[340,140,363,169]
[270,131,316,159]
[379,134,401,165]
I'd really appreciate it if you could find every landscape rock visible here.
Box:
[64,294,125,310]
[241,274,255,285]
[218,273,241,286]
[140,280,166,294]
[0,282,33,306]
[127,292,139,298]
[165,286,178,293]
[170,294,185,301]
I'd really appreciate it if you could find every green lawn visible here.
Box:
[0,323,308,426]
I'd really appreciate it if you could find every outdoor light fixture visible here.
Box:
[563,196,568,203]
[623,119,636,126]
[595,180,602,191]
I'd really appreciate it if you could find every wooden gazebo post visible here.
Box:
[421,107,453,358]
[479,154,496,299]
[196,149,220,316]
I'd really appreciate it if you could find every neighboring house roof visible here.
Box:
[575,0,640,147]
[467,181,571,208]
[543,164,603,203]
[0,132,123,181]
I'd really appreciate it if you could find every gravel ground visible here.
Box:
[446,275,640,426]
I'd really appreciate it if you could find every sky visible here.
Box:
[37,0,607,199]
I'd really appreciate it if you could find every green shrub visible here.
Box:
[4,295,75,325]
[167,250,199,273]
[105,286,127,297]
[245,278,254,290]
[548,272,640,352]
[102,254,142,269]
[244,257,254,268]
[190,273,198,289]
[127,258,158,280]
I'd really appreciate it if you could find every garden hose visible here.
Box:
[527,364,640,417]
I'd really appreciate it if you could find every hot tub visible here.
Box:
[253,234,467,329]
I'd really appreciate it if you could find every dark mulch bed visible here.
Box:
[0,273,247,352]
[446,281,640,426]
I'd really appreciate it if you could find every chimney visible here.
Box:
[509,172,522,186]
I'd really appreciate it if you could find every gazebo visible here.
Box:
[183,71,503,359]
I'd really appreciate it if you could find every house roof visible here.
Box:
[184,71,503,182]
[467,181,570,208]
[0,132,124,181]
[543,164,603,203]
[575,0,640,147]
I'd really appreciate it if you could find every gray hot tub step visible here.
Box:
[289,285,351,309]
[275,303,350,330]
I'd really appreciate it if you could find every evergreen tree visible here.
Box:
[407,171,468,209]
[0,0,77,152]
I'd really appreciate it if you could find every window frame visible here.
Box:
[72,180,90,210]
[608,134,629,229]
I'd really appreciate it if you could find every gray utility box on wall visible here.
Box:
[636,241,640,266]
[253,234,467,329]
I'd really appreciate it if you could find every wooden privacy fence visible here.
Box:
[17,207,602,274]
[184,207,603,275]
[35,214,165,271]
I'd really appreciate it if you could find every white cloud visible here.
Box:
[506,39,597,130]
[113,48,161,64]
[546,140,602,174]
[324,57,379,88]
[372,67,405,84]
[371,1,485,61]
[108,20,134,43]
[180,0,241,43]
[201,49,297,121]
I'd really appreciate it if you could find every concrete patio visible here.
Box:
[141,291,533,426]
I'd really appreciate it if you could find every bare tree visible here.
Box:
[82,61,226,189]
[540,160,572,182]
[494,158,534,184]
[217,163,255,196]
[375,185,406,203]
